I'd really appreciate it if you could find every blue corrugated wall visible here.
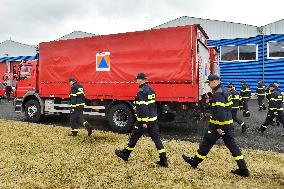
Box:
[208,34,284,92]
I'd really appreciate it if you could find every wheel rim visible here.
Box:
[113,109,128,127]
[27,104,37,118]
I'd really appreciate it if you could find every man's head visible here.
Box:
[227,80,233,85]
[258,79,263,84]
[269,83,277,91]
[68,77,77,85]
[227,84,234,91]
[273,81,280,88]
[206,74,220,90]
[135,73,147,85]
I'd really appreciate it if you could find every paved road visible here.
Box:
[0,99,283,153]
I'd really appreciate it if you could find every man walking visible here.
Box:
[115,73,168,167]
[227,85,248,133]
[182,74,250,177]
[256,79,266,111]
[68,77,94,137]
[258,83,284,134]
[240,80,251,117]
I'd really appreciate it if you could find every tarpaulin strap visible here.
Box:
[233,155,244,161]
[126,147,134,151]
[137,116,157,122]
[211,101,233,107]
[158,149,166,153]
[209,119,233,125]
[195,152,206,159]
[71,103,85,107]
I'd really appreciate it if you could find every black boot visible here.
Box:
[156,152,168,167]
[232,159,250,177]
[182,154,199,169]
[115,149,130,161]
[68,130,78,137]
[231,169,250,177]
[241,124,248,133]
[257,125,266,133]
[84,121,93,136]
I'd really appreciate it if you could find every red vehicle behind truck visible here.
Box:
[14,25,218,132]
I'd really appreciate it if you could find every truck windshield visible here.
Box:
[19,65,32,80]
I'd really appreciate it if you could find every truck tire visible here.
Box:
[24,99,42,122]
[107,104,135,133]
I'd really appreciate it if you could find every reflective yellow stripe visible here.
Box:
[257,94,266,96]
[269,108,283,110]
[242,97,250,99]
[270,98,282,101]
[70,103,85,107]
[135,100,155,105]
[209,119,233,125]
[76,92,85,95]
[195,152,206,159]
[211,101,233,107]
[158,149,166,153]
[126,147,134,151]
[233,155,244,161]
[71,129,78,132]
[241,122,244,126]
[83,121,88,125]
[148,94,156,99]
[70,93,77,96]
[232,106,239,109]
[261,125,268,129]
[137,116,158,122]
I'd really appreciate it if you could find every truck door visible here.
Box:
[197,41,211,99]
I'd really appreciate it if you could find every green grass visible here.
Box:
[0,119,283,189]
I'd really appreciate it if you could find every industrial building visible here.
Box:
[154,16,284,91]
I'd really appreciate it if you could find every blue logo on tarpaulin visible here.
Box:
[96,52,110,71]
[99,57,108,68]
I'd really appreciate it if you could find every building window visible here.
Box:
[268,41,284,58]
[220,45,257,62]
[239,45,257,60]
[220,46,238,61]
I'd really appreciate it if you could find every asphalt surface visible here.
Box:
[0,99,283,153]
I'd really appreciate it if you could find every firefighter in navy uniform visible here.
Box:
[256,79,267,111]
[115,73,168,167]
[258,83,284,133]
[227,85,248,133]
[68,77,94,137]
[240,80,251,117]
[182,74,250,177]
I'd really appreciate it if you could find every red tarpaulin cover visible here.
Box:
[39,26,195,83]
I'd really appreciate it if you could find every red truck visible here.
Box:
[14,25,218,132]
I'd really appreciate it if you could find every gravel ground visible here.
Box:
[0,99,283,153]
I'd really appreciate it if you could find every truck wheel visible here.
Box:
[25,99,42,122]
[107,104,135,133]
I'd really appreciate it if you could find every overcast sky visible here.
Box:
[0,0,283,45]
